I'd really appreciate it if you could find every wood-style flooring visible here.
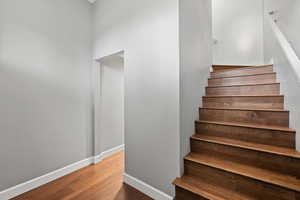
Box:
[12,152,152,200]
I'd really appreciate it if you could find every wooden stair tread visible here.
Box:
[211,66,274,79]
[206,82,280,88]
[185,153,300,192]
[212,65,255,72]
[173,176,249,200]
[212,64,273,72]
[175,63,299,199]
[204,95,284,98]
[200,107,287,112]
[209,72,276,80]
[192,135,300,159]
[196,120,295,132]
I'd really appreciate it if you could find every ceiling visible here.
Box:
[87,0,96,3]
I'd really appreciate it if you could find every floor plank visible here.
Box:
[12,152,152,200]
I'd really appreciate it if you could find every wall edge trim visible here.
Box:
[124,173,173,200]
[0,145,125,200]
[94,144,125,164]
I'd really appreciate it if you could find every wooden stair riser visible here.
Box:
[174,64,299,200]
[190,139,300,178]
[206,83,280,96]
[175,187,208,200]
[208,73,276,87]
[199,108,289,127]
[203,96,284,109]
[212,65,255,72]
[195,122,296,149]
[211,65,273,78]
[184,160,299,200]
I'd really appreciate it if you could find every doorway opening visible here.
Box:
[94,51,125,164]
[92,52,151,198]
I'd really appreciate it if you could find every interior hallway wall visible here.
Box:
[179,0,212,174]
[0,0,93,191]
[92,0,180,196]
[212,0,264,65]
[263,0,300,151]
[264,0,300,58]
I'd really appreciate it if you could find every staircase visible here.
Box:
[173,65,300,200]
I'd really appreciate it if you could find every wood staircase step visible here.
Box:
[174,63,299,200]
[199,107,289,127]
[196,120,294,132]
[211,65,273,78]
[175,168,298,200]
[212,65,271,72]
[212,64,254,72]
[174,176,247,200]
[208,73,276,87]
[191,134,299,159]
[175,185,209,200]
[203,95,284,109]
[185,153,300,192]
[201,107,286,112]
[206,83,280,96]
[195,120,295,149]
[210,72,275,79]
[190,136,300,195]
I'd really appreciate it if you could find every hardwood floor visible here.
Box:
[12,152,152,200]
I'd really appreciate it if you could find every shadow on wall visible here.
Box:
[264,17,300,151]
[273,60,300,152]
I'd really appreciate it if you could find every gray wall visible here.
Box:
[179,0,212,174]
[263,1,300,151]
[0,0,214,196]
[93,0,181,196]
[0,0,93,191]
[97,54,124,154]
[264,0,300,58]
[212,0,264,65]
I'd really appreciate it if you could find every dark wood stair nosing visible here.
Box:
[206,82,280,89]
[184,153,300,193]
[173,177,224,200]
[191,135,300,159]
[212,64,273,68]
[199,107,288,113]
[195,120,295,132]
[208,72,276,80]
[211,66,274,77]
[212,64,273,72]
[203,95,284,98]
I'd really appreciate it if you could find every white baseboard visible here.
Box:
[124,173,173,200]
[94,144,125,164]
[0,145,125,200]
[0,157,93,200]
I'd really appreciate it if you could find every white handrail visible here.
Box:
[268,14,300,82]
